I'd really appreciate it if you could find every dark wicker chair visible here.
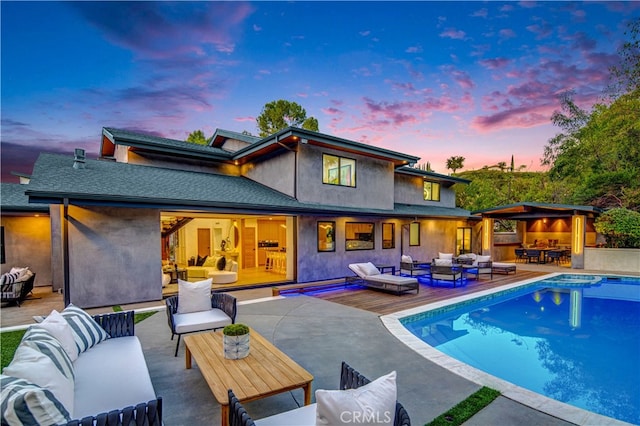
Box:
[546,250,563,265]
[166,292,237,356]
[514,248,527,263]
[399,261,430,276]
[525,249,541,264]
[227,361,411,426]
[1,272,36,307]
[228,389,256,426]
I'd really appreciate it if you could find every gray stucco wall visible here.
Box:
[296,145,395,210]
[0,215,52,288]
[60,206,162,308]
[242,150,296,197]
[394,173,457,208]
[295,216,468,282]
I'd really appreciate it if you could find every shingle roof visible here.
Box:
[472,202,602,217]
[103,127,232,158]
[396,166,471,185]
[1,183,50,212]
[26,153,471,219]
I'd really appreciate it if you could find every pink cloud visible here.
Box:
[479,57,511,70]
[499,28,517,40]
[440,28,467,40]
[234,116,255,122]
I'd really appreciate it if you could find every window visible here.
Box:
[409,222,420,246]
[345,222,374,251]
[323,154,356,187]
[423,181,440,201]
[317,221,335,252]
[456,227,472,255]
[382,223,395,249]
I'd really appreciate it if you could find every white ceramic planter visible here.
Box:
[223,333,250,359]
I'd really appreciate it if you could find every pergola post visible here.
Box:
[482,218,493,257]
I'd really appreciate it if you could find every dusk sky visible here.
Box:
[2,1,638,183]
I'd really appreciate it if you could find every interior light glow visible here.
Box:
[482,218,490,251]
[573,216,584,255]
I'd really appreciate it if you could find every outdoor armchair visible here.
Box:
[399,255,430,276]
[228,361,411,426]
[1,270,35,307]
[166,292,237,356]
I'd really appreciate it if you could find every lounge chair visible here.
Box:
[460,255,493,280]
[399,255,430,276]
[0,269,36,307]
[348,262,419,295]
[166,291,237,356]
[429,262,463,287]
[228,361,411,426]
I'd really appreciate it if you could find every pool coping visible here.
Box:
[380,272,634,426]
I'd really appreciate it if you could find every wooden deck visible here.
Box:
[310,270,548,316]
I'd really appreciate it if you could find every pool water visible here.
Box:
[401,275,640,424]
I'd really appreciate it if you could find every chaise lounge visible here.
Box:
[348,262,419,295]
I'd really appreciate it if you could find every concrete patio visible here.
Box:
[3,263,637,425]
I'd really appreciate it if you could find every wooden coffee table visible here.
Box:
[184,329,313,426]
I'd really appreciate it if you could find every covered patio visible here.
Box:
[473,203,602,269]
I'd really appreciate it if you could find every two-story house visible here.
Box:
[15,126,475,308]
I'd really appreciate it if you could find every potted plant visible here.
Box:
[223,323,250,359]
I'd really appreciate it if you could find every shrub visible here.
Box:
[594,208,640,248]
[223,324,250,336]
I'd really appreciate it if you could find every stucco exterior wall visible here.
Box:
[393,173,457,208]
[295,216,467,282]
[1,215,52,287]
[59,206,162,308]
[584,248,640,273]
[242,150,296,197]
[126,151,240,176]
[296,145,394,210]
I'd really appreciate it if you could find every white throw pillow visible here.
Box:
[315,370,397,426]
[177,278,212,314]
[438,252,453,260]
[400,255,413,264]
[434,258,452,266]
[359,262,381,277]
[37,310,79,362]
[61,303,109,353]
[477,255,491,263]
[4,344,75,415]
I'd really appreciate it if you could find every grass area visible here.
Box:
[0,306,157,369]
[426,386,501,426]
[1,329,27,370]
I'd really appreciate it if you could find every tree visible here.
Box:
[186,130,208,145]
[446,156,465,174]
[607,18,640,98]
[594,208,640,248]
[256,100,319,137]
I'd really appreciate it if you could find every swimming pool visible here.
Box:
[386,274,640,425]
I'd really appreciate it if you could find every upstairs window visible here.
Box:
[423,181,440,201]
[323,154,356,187]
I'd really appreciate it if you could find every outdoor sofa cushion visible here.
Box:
[72,335,156,419]
[172,308,233,334]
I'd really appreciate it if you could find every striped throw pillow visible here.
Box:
[0,375,72,425]
[19,327,75,381]
[61,304,109,353]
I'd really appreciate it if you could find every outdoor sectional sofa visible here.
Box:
[1,307,162,426]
